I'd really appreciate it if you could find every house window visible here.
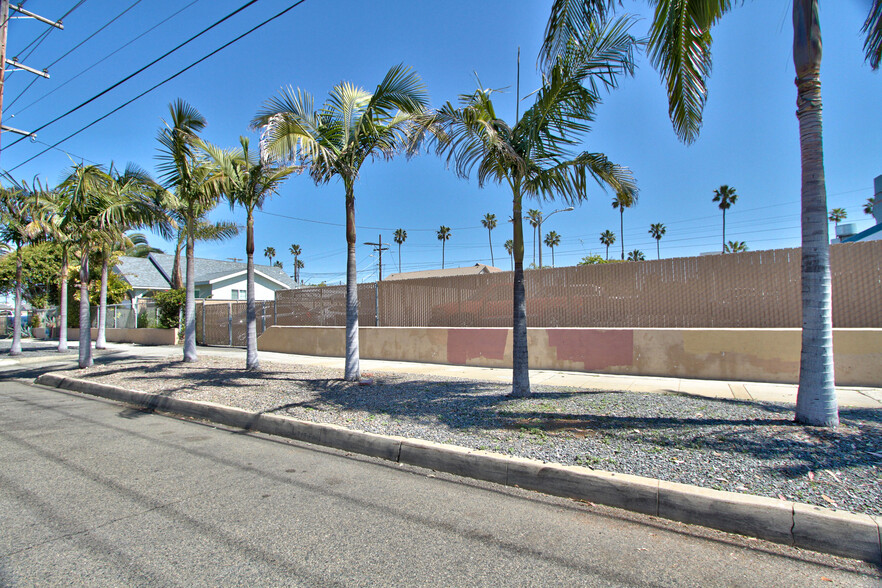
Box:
[231,289,246,300]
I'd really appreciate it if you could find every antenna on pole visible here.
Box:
[515,46,520,122]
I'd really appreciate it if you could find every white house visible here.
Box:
[115,253,298,302]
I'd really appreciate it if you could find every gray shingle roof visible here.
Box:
[147,253,297,289]
[114,256,172,290]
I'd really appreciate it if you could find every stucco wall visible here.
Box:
[258,326,882,386]
[65,328,179,346]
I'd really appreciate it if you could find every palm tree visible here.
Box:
[0,181,43,356]
[156,99,219,363]
[541,0,882,427]
[526,209,542,266]
[712,185,738,253]
[828,208,847,237]
[611,191,636,260]
[125,232,164,257]
[481,213,497,266]
[289,243,303,283]
[255,64,429,382]
[724,240,748,253]
[40,188,74,352]
[428,18,638,396]
[627,249,645,261]
[167,218,239,289]
[437,225,452,268]
[599,229,616,260]
[202,136,297,370]
[544,230,561,267]
[264,246,276,266]
[865,197,877,218]
[649,222,666,259]
[393,228,407,273]
[504,239,514,270]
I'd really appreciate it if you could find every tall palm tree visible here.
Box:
[202,136,297,370]
[428,18,638,396]
[649,222,666,259]
[828,208,847,234]
[611,191,636,260]
[437,225,451,268]
[544,230,561,267]
[526,209,542,266]
[289,243,303,283]
[713,185,738,253]
[264,246,276,266]
[627,248,645,261]
[167,217,239,289]
[541,0,882,427]
[393,228,407,273]
[255,64,429,382]
[156,99,219,363]
[504,239,514,270]
[865,197,877,218]
[599,229,615,260]
[724,240,748,253]
[0,181,43,356]
[40,188,74,352]
[481,213,497,266]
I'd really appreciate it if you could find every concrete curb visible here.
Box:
[34,372,882,564]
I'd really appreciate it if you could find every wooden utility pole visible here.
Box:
[363,234,389,281]
[0,0,11,164]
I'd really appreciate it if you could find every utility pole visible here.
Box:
[363,234,389,281]
[0,1,64,164]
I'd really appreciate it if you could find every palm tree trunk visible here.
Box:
[96,249,108,349]
[793,0,837,427]
[183,215,198,362]
[722,208,727,253]
[511,185,530,397]
[171,232,184,289]
[657,240,661,260]
[551,245,555,268]
[488,228,494,266]
[78,250,92,368]
[10,244,23,356]
[58,246,69,352]
[398,244,402,273]
[245,211,259,370]
[344,184,360,381]
[442,241,446,269]
[620,209,625,260]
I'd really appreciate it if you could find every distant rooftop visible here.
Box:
[115,254,298,290]
[385,264,503,281]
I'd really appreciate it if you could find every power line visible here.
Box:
[11,0,203,117]
[8,0,84,64]
[6,0,144,109]
[5,0,310,173]
[4,0,262,152]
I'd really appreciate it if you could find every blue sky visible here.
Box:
[2,0,880,284]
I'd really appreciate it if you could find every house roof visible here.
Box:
[115,254,298,291]
[385,263,503,281]
[114,255,171,291]
[842,222,882,243]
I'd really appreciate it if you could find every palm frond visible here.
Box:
[863,0,882,69]
[540,0,619,69]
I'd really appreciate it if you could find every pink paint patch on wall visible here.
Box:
[546,329,634,370]
[447,329,508,364]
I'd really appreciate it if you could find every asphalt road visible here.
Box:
[1,378,879,587]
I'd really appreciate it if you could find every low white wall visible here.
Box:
[65,327,179,346]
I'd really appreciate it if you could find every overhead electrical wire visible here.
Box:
[9,0,86,65]
[6,0,145,109]
[6,0,311,173]
[11,0,204,117]
[4,0,263,153]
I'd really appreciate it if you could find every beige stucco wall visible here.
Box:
[66,328,179,346]
[258,326,881,386]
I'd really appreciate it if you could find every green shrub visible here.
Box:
[154,289,185,329]
[137,310,150,328]
[29,313,41,328]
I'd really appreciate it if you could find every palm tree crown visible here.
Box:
[612,191,636,260]
[649,222,666,259]
[544,230,561,267]
[393,228,407,273]
[599,229,616,260]
[482,213,497,266]
[713,185,738,253]
[437,225,451,268]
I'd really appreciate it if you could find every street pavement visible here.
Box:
[1,377,879,586]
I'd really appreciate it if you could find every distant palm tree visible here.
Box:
[599,229,616,260]
[437,225,451,268]
[724,240,748,253]
[612,191,636,259]
[627,249,645,261]
[481,213,497,266]
[274,261,283,268]
[828,208,847,233]
[543,230,561,267]
[254,64,429,382]
[526,209,542,266]
[649,222,666,259]
[713,185,738,253]
[289,244,302,283]
[504,239,514,270]
[865,197,877,217]
[264,246,276,266]
[393,228,407,273]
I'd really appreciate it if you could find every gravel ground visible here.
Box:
[30,349,877,519]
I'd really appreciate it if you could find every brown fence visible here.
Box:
[195,241,882,346]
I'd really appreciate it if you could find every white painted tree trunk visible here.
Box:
[96,252,108,349]
[183,220,198,362]
[78,251,92,368]
[58,246,69,353]
[344,188,360,381]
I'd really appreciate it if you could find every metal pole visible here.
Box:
[228,302,233,346]
[202,302,206,344]
[375,281,379,327]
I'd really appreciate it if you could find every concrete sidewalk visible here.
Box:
[6,339,880,408]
